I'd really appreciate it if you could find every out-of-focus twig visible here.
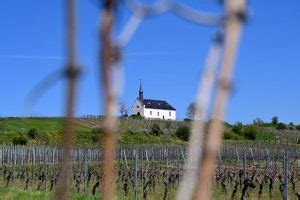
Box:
[117,11,143,47]
[56,0,80,199]
[123,0,222,26]
[194,0,246,199]
[100,0,119,200]
[24,68,65,115]
[176,31,224,200]
[170,2,222,25]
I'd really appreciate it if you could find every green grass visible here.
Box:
[119,130,184,144]
[0,187,102,200]
[0,118,92,146]
[0,187,51,200]
[1,182,299,200]
[0,118,185,146]
[0,117,298,146]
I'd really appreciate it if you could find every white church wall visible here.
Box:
[144,108,176,120]
[131,99,144,116]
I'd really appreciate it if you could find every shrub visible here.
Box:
[232,122,243,135]
[12,135,28,145]
[243,126,258,140]
[296,125,300,131]
[165,121,172,129]
[91,127,103,143]
[175,126,190,141]
[223,130,241,140]
[150,123,163,136]
[27,128,38,139]
[130,113,143,119]
[276,123,287,130]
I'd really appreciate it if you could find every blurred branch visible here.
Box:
[24,68,64,115]
[176,31,224,200]
[194,0,246,199]
[170,1,222,25]
[100,0,120,200]
[122,0,222,25]
[56,0,80,199]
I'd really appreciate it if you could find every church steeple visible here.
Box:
[139,79,143,100]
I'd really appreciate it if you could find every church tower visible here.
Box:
[139,79,143,100]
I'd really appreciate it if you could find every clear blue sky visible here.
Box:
[0,0,299,124]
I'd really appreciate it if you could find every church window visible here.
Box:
[137,105,139,108]
[157,112,159,116]
[169,111,171,116]
[150,111,152,115]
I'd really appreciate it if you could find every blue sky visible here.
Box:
[0,0,299,124]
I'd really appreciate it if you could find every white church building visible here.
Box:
[131,81,176,120]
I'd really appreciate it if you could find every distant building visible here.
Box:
[131,80,176,120]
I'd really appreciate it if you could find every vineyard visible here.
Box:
[1,0,300,199]
[0,145,299,199]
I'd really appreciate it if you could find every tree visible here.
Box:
[119,102,127,117]
[253,117,263,125]
[271,116,278,125]
[186,102,196,119]
[288,122,294,130]
[123,109,128,117]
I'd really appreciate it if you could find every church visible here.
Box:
[131,81,176,120]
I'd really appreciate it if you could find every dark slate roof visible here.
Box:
[141,99,176,111]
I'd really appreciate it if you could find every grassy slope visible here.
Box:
[0,118,92,146]
[0,117,298,146]
[0,118,185,146]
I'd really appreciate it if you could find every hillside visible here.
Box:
[0,117,299,146]
[0,117,186,146]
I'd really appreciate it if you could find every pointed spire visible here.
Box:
[139,79,143,92]
[139,79,143,100]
